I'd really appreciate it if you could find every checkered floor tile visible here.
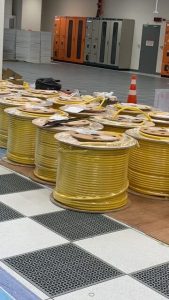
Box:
[0,165,169,300]
[132,263,169,299]
[3,244,122,297]
[32,210,127,241]
[0,173,43,195]
[0,202,23,222]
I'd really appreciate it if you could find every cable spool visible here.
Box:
[92,113,154,133]
[21,89,59,100]
[149,111,169,127]
[111,103,152,116]
[126,126,169,198]
[52,131,136,212]
[5,106,64,165]
[60,104,106,118]
[49,96,85,109]
[33,117,103,183]
[0,97,45,148]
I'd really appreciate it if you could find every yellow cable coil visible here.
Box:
[0,96,47,148]
[50,95,106,110]
[33,119,103,183]
[0,103,12,148]
[92,106,154,133]
[53,131,136,212]
[34,128,58,182]
[113,103,152,116]
[149,111,169,127]
[126,127,169,197]
[5,107,65,165]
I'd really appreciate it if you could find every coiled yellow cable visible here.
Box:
[127,127,169,197]
[112,105,152,121]
[92,106,153,133]
[50,95,106,109]
[0,103,11,148]
[34,128,59,182]
[5,108,64,165]
[52,132,136,212]
[0,101,28,148]
[33,119,103,183]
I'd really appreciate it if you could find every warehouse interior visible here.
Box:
[1,0,169,299]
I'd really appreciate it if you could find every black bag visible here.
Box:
[35,78,62,91]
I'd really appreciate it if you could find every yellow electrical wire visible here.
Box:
[92,106,154,133]
[127,127,169,197]
[5,107,65,165]
[112,105,152,121]
[52,132,136,212]
[50,95,106,109]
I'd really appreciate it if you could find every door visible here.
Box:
[65,17,76,61]
[107,20,122,66]
[97,20,111,64]
[139,25,160,74]
[58,17,67,60]
[53,17,61,60]
[53,17,67,60]
[84,18,93,62]
[90,19,100,63]
[74,17,86,63]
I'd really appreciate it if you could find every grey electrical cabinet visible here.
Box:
[84,18,135,69]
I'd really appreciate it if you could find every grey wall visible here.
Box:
[41,0,97,31]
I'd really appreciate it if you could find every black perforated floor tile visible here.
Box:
[0,173,43,195]
[0,202,23,222]
[132,263,169,298]
[32,210,126,241]
[3,243,123,297]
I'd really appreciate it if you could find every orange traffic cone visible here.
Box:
[127,75,137,104]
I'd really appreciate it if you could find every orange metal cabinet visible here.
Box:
[161,22,169,76]
[53,16,67,60]
[53,16,86,63]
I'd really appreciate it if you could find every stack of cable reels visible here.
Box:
[33,117,103,183]
[52,130,136,212]
[5,105,64,165]
[0,97,45,148]
[126,126,169,198]
[91,114,154,133]
[149,111,169,127]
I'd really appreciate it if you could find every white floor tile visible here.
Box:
[0,189,63,216]
[54,276,166,300]
[0,262,49,300]
[0,166,12,175]
[0,218,67,259]
[75,229,169,273]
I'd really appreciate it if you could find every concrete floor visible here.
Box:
[3,60,169,106]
